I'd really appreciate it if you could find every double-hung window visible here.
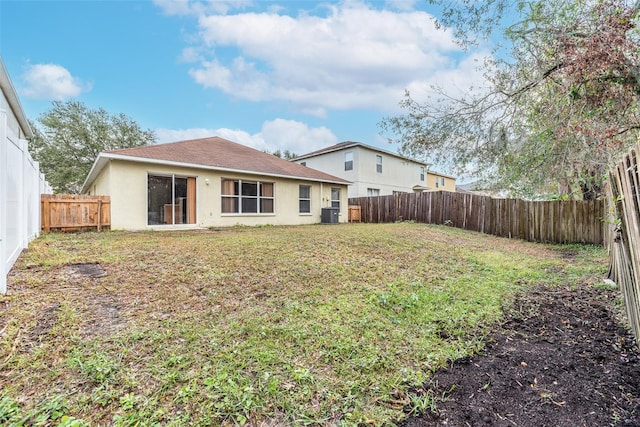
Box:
[299,185,311,213]
[376,155,382,173]
[420,167,425,182]
[331,188,341,209]
[221,179,274,214]
[344,151,353,171]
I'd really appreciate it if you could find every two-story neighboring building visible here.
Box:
[292,141,456,198]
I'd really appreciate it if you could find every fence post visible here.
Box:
[97,199,103,232]
[0,110,7,294]
[43,196,50,233]
[19,138,27,250]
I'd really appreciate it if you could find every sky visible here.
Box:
[1,0,489,177]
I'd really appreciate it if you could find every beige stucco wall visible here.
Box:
[86,161,111,196]
[427,173,456,192]
[89,159,348,230]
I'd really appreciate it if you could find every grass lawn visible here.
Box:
[0,223,607,426]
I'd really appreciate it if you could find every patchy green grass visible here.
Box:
[1,223,607,426]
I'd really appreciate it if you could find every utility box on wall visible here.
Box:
[321,207,339,224]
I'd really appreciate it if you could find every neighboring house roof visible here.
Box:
[293,141,428,166]
[294,141,457,180]
[0,58,33,139]
[81,136,350,193]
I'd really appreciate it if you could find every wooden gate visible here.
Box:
[41,194,111,232]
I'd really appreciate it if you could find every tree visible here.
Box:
[266,149,298,160]
[381,0,640,199]
[29,100,155,193]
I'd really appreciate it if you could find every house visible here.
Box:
[292,141,456,198]
[81,137,350,230]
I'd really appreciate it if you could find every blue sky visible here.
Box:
[1,0,488,176]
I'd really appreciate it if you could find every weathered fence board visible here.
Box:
[609,142,640,343]
[349,191,604,245]
[41,194,111,232]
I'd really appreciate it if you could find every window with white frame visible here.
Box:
[344,151,353,171]
[441,177,445,186]
[367,188,380,196]
[331,188,341,209]
[221,179,274,214]
[299,185,311,213]
[420,167,425,182]
[376,155,382,173]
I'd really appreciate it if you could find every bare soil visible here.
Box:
[400,283,640,427]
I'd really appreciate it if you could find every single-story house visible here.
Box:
[81,137,350,230]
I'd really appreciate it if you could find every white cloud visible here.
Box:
[21,63,91,100]
[155,118,337,155]
[404,51,491,101]
[179,46,204,63]
[261,119,338,154]
[158,0,488,114]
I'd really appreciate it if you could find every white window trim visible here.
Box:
[221,178,275,215]
[146,172,197,227]
[299,184,312,214]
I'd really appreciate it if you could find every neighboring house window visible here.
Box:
[441,177,445,186]
[367,188,380,196]
[331,188,341,209]
[299,185,311,213]
[420,167,425,182]
[376,155,382,173]
[344,151,353,171]
[221,179,274,214]
[435,179,439,188]
[148,174,196,225]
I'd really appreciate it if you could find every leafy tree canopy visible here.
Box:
[381,0,640,199]
[29,100,155,193]
[266,149,298,160]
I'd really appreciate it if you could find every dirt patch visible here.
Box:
[66,262,107,278]
[400,283,640,427]
[24,303,61,348]
[81,294,125,339]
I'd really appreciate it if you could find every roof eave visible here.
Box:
[80,155,109,193]
[87,153,351,187]
[293,142,360,161]
[295,141,428,166]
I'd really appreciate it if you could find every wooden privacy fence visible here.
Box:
[609,141,640,343]
[349,191,604,245]
[41,194,111,232]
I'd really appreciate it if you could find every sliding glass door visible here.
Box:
[147,174,196,225]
